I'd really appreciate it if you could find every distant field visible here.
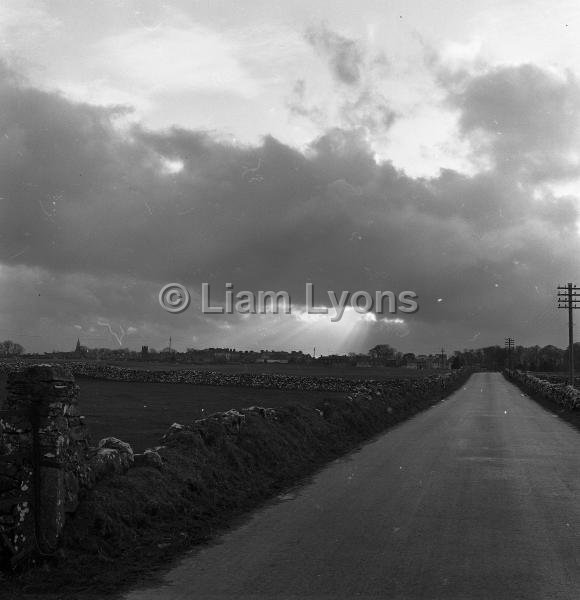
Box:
[2,357,444,380]
[0,362,447,452]
[0,375,346,452]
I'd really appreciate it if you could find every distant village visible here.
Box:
[4,338,577,372]
[21,339,452,370]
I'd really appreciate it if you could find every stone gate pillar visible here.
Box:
[0,365,88,565]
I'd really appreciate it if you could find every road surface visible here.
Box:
[124,373,580,599]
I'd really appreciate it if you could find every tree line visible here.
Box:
[450,344,580,372]
[0,340,24,357]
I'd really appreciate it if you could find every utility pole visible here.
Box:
[504,337,514,371]
[557,283,579,385]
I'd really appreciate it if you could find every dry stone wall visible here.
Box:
[0,361,436,393]
[504,369,580,410]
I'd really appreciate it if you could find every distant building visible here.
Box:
[319,354,351,367]
[255,352,272,363]
[73,338,88,358]
[415,355,431,369]
[356,358,372,368]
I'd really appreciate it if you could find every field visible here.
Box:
[0,362,447,452]
[0,374,346,452]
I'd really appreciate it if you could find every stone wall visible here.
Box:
[0,360,443,393]
[0,365,141,567]
[504,369,580,409]
[0,365,87,564]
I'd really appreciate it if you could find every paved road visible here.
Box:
[124,373,580,599]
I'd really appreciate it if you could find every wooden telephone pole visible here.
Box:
[557,283,579,385]
[504,337,514,371]
[440,347,446,369]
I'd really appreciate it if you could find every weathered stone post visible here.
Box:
[0,365,88,565]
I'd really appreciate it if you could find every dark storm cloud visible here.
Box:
[443,64,580,182]
[305,25,364,86]
[1,59,579,351]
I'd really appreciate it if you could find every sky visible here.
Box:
[1,0,580,355]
